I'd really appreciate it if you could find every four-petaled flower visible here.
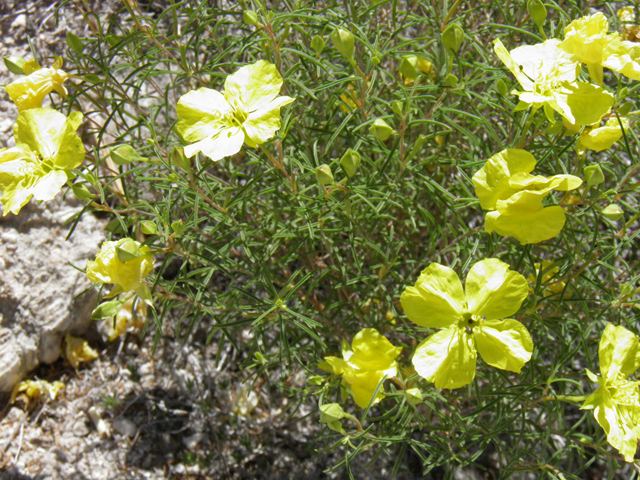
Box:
[321,328,401,408]
[6,57,70,111]
[400,258,532,389]
[0,108,84,216]
[86,239,155,300]
[176,60,294,162]
[582,324,640,462]
[493,38,613,125]
[472,149,583,244]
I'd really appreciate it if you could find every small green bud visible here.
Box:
[70,183,94,200]
[110,145,147,165]
[527,0,547,28]
[398,55,420,79]
[496,79,508,97]
[602,204,623,221]
[243,10,260,27]
[116,238,142,263]
[140,221,157,235]
[405,135,426,163]
[441,23,464,53]
[105,34,120,48]
[371,54,381,65]
[319,403,346,423]
[254,352,266,364]
[391,100,403,116]
[171,220,186,236]
[66,32,84,55]
[618,102,633,116]
[326,420,346,434]
[170,147,190,172]
[406,387,423,406]
[340,149,361,178]
[619,283,633,298]
[369,118,394,141]
[311,35,325,56]
[315,164,334,186]
[4,55,26,74]
[444,73,458,87]
[91,299,126,320]
[584,164,605,186]
[85,74,103,84]
[618,87,629,100]
[332,28,355,60]
[308,375,324,386]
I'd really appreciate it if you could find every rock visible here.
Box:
[0,197,106,393]
[11,14,26,30]
[112,416,137,438]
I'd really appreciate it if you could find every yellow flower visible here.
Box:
[494,38,613,125]
[579,116,629,152]
[65,334,99,368]
[560,13,640,83]
[176,60,294,161]
[472,149,583,244]
[86,239,154,299]
[527,261,565,296]
[6,57,69,111]
[618,7,640,42]
[582,324,640,462]
[321,328,401,408]
[0,108,84,216]
[401,258,532,389]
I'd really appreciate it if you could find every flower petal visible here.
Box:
[413,326,477,389]
[224,60,285,112]
[580,117,628,152]
[342,369,386,408]
[349,328,401,373]
[400,263,465,328]
[474,319,533,372]
[485,206,567,245]
[603,38,640,81]
[6,67,69,111]
[31,170,68,201]
[176,88,232,144]
[183,127,244,161]
[472,149,537,210]
[242,95,294,147]
[599,323,640,381]
[465,258,528,320]
[550,81,614,126]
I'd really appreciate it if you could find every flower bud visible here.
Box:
[496,79,508,97]
[315,164,334,185]
[141,221,157,235]
[243,10,260,26]
[110,145,146,165]
[332,28,355,60]
[71,183,94,200]
[340,149,361,178]
[584,164,605,186]
[311,35,325,56]
[391,100,403,116]
[369,118,394,141]
[618,102,633,116]
[171,219,186,236]
[602,204,623,221]
[66,32,84,55]
[398,55,420,79]
[441,23,464,53]
[406,387,423,406]
[444,73,458,87]
[3,55,26,75]
[320,403,346,423]
[116,238,143,263]
[527,0,547,28]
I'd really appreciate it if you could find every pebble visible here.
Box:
[112,416,137,438]
[182,432,205,450]
[11,14,26,30]
[72,415,90,437]
[88,406,111,438]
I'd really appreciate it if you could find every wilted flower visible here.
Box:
[0,108,84,216]
[65,334,99,368]
[494,38,613,125]
[582,324,640,462]
[472,149,583,244]
[321,328,401,408]
[11,378,65,404]
[176,60,294,161]
[102,295,148,341]
[6,57,69,111]
[86,239,154,299]
[559,13,640,84]
[401,258,532,389]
